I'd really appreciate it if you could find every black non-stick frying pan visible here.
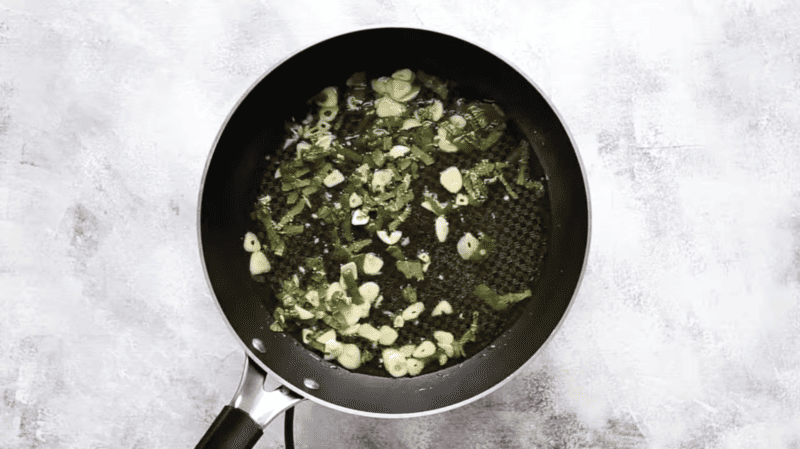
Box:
[196,27,590,448]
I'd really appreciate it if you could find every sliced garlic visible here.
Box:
[431,300,453,316]
[243,232,261,252]
[351,208,370,226]
[375,97,406,117]
[315,329,337,345]
[337,343,361,370]
[401,302,425,320]
[457,233,479,260]
[358,282,380,303]
[389,79,412,101]
[317,86,338,107]
[433,330,454,344]
[449,114,467,128]
[325,282,346,302]
[371,76,391,94]
[377,229,402,245]
[412,340,436,358]
[341,323,361,336]
[406,358,425,376]
[382,348,408,377]
[417,252,431,272]
[357,323,381,342]
[378,325,399,346]
[395,85,421,102]
[362,253,384,275]
[349,192,363,208]
[249,251,271,275]
[304,290,319,308]
[437,127,458,153]
[293,305,314,320]
[340,262,358,281]
[371,169,394,192]
[435,216,449,242]
[438,342,454,357]
[440,166,463,193]
[323,169,345,187]
[391,68,415,82]
[325,339,344,358]
[430,99,444,121]
[399,344,416,358]
[401,118,421,130]
[389,145,410,158]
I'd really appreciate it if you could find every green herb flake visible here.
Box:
[282,178,312,192]
[341,270,364,305]
[255,203,285,256]
[398,158,412,171]
[277,200,306,229]
[386,245,405,260]
[410,145,435,165]
[422,195,446,216]
[339,146,364,163]
[402,286,417,304]
[372,150,386,167]
[347,239,372,254]
[412,125,435,150]
[342,216,353,242]
[396,260,424,281]
[526,180,545,199]
[473,284,531,311]
[302,183,320,197]
[451,312,479,358]
[478,129,504,150]
[281,224,305,236]
[496,172,519,199]
[317,205,332,220]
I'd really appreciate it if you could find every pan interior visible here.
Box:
[199,27,588,415]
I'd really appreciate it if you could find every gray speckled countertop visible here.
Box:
[2,1,800,448]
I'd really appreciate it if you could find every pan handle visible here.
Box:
[196,356,305,449]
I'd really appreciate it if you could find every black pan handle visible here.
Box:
[196,356,305,449]
[196,405,262,449]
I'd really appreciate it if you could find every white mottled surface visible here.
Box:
[2,1,800,448]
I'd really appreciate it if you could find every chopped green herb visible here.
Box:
[396,260,424,281]
[276,200,305,229]
[347,239,372,254]
[452,312,479,358]
[281,224,305,235]
[282,177,311,192]
[402,286,417,304]
[496,171,518,199]
[386,245,405,260]
[473,284,531,311]
[388,205,411,232]
[410,145,435,165]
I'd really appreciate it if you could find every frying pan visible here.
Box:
[195,27,590,448]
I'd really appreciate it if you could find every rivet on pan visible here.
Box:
[303,379,320,390]
[252,338,266,353]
